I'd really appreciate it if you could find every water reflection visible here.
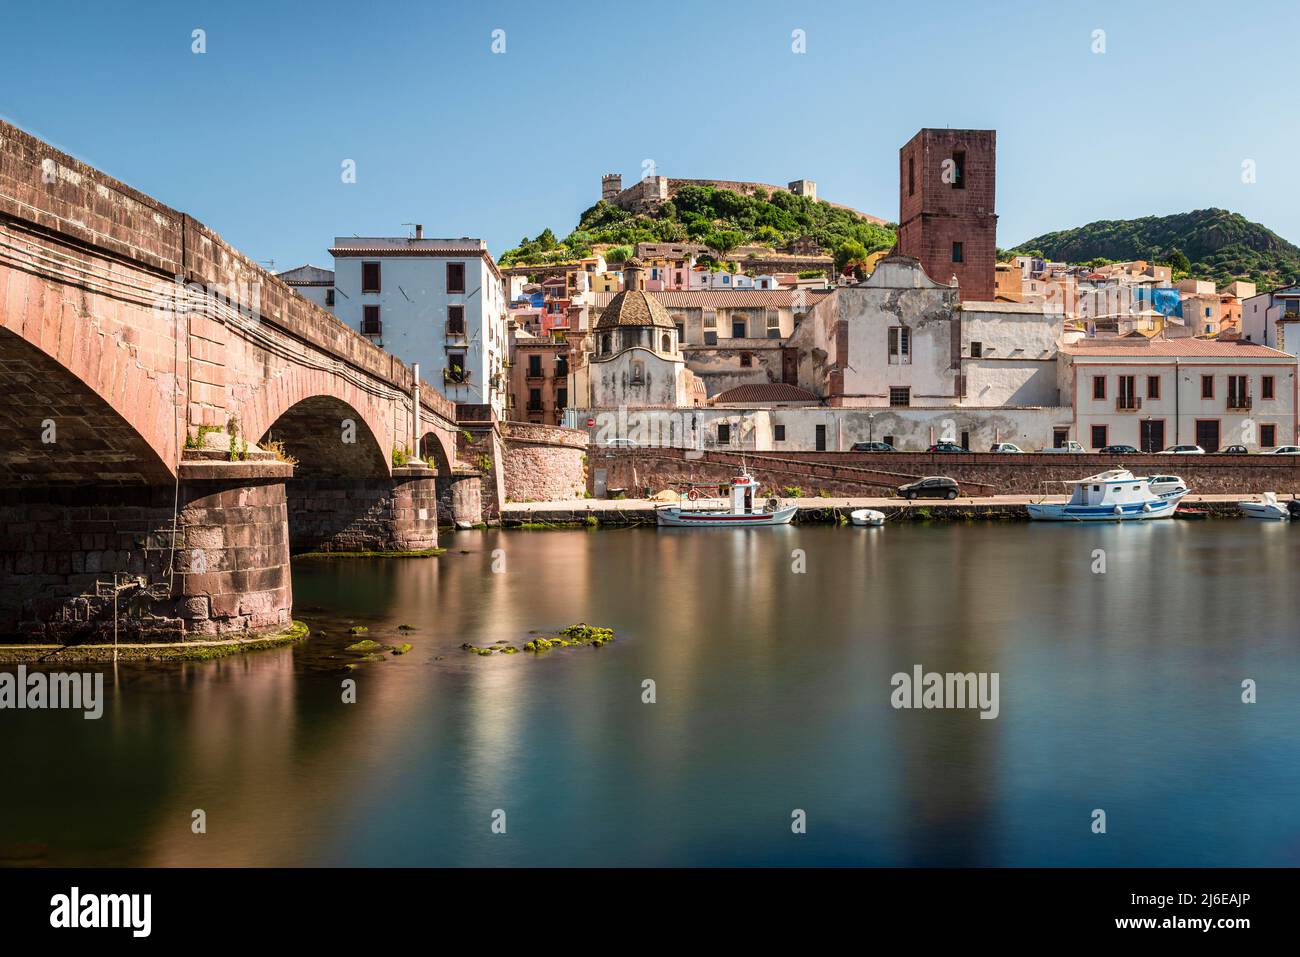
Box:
[2,522,1299,866]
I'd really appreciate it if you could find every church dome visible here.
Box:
[595,288,675,330]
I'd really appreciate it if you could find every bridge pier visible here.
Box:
[0,454,294,647]
[436,473,484,528]
[286,464,440,553]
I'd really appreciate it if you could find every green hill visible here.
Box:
[499,184,896,270]
[1009,208,1300,289]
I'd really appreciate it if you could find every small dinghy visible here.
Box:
[1174,507,1210,520]
[1238,492,1290,521]
[850,508,885,527]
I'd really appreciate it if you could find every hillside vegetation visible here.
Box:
[1009,208,1300,289]
[499,184,897,270]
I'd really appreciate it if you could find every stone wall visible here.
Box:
[501,421,588,502]
[590,447,1300,498]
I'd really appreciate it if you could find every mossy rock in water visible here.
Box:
[556,623,615,647]
[475,648,493,656]
[349,625,368,635]
[346,639,383,652]
[500,646,519,654]
[359,652,387,663]
[397,624,416,631]
[392,643,413,656]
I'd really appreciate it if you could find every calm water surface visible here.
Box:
[4,521,1300,866]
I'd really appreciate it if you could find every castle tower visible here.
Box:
[896,129,997,302]
[788,179,817,202]
[602,173,622,202]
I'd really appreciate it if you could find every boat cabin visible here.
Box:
[1068,470,1151,506]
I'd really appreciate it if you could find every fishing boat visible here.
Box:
[655,471,797,527]
[850,508,886,526]
[1238,492,1290,521]
[1026,469,1185,522]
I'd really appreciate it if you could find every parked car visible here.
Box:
[989,443,1024,453]
[927,442,968,453]
[851,441,896,452]
[1147,475,1189,500]
[1160,445,1205,454]
[1041,440,1085,453]
[897,476,960,500]
[603,438,641,448]
[1263,445,1300,455]
[1099,444,1138,454]
[1221,445,1249,454]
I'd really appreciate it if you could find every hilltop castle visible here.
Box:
[600,171,889,220]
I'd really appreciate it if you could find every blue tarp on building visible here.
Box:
[1134,286,1183,317]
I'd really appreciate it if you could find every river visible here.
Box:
[3,521,1300,866]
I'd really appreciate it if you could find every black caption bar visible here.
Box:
[0,867,1283,943]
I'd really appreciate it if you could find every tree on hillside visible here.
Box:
[835,239,869,273]
[704,229,746,259]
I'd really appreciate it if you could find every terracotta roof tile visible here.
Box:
[712,383,821,404]
[594,289,675,330]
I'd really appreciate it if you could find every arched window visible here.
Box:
[601,334,611,354]
[661,333,671,352]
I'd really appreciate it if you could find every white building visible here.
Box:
[329,230,508,417]
[1059,336,1297,451]
[1242,284,1300,352]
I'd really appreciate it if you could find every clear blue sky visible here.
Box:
[4,0,1296,268]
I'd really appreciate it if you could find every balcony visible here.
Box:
[526,401,544,413]
[1227,396,1253,410]
[443,367,471,386]
[445,320,467,339]
[1115,397,1142,412]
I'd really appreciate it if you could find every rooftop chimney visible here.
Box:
[415,224,424,239]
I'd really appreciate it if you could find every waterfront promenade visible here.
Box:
[501,492,1269,525]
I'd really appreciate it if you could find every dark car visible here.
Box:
[927,442,968,453]
[1099,444,1138,454]
[897,476,960,500]
[1221,445,1249,454]
[851,441,896,452]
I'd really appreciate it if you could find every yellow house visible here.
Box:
[592,270,623,294]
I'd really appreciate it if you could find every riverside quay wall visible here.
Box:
[501,421,589,502]
[588,447,1300,498]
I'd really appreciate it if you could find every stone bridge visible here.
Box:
[0,120,481,647]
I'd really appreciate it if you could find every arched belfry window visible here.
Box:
[601,334,611,354]
[662,333,671,353]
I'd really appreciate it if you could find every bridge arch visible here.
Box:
[0,309,177,485]
[419,429,454,475]
[242,368,395,477]
[259,395,389,479]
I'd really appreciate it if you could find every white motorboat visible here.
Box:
[1238,492,1290,521]
[850,508,885,526]
[1026,469,1185,522]
[655,471,797,527]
